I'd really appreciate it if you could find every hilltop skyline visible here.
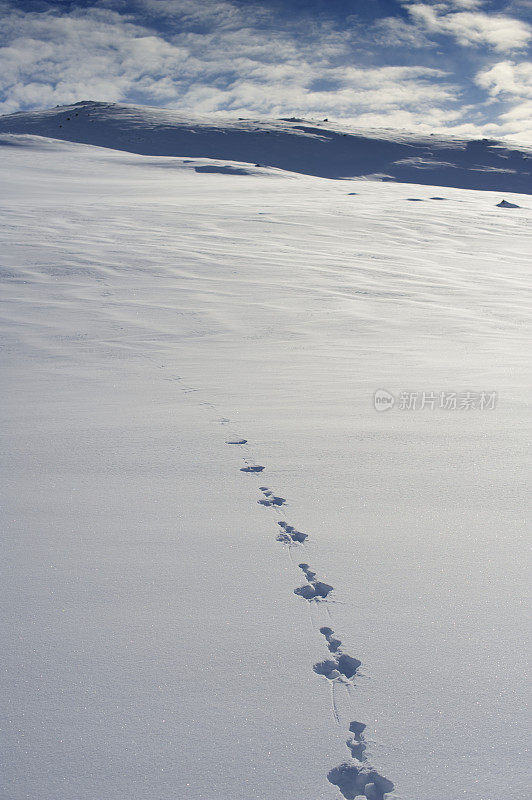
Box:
[1,1,531,141]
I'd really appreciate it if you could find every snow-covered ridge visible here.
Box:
[0,100,530,193]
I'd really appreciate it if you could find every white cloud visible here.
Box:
[405,2,531,52]
[445,0,484,9]
[473,60,532,142]
[373,16,433,47]
[476,60,532,98]
[0,1,458,120]
[495,98,532,143]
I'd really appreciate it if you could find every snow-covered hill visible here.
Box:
[0,107,530,800]
[0,100,531,192]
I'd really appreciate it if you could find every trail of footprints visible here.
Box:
[277,520,307,544]
[295,563,333,600]
[233,440,395,799]
[258,487,286,507]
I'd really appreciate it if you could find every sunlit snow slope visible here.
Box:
[0,109,530,800]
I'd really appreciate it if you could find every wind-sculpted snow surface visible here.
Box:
[0,101,531,192]
[0,134,529,800]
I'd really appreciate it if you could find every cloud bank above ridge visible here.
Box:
[0,0,531,141]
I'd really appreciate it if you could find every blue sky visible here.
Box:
[1,0,531,140]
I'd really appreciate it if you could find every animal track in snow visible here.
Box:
[315,627,361,681]
[167,376,393,796]
[314,653,361,681]
[299,563,316,581]
[315,631,394,797]
[346,721,368,761]
[258,487,286,507]
[320,626,341,653]
[294,563,333,600]
[327,761,394,800]
[231,446,394,797]
[276,521,307,544]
